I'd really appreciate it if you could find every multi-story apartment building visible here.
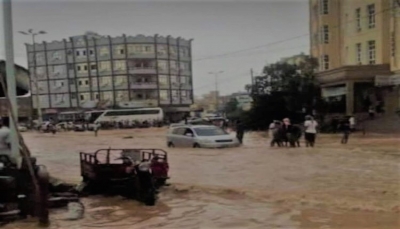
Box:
[25,32,193,119]
[310,0,400,115]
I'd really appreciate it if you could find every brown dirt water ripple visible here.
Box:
[2,129,400,229]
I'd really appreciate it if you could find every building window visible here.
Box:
[159,90,169,101]
[80,94,85,101]
[114,61,126,70]
[320,0,329,15]
[77,66,81,71]
[95,94,99,99]
[71,93,76,99]
[367,4,375,29]
[99,61,111,71]
[89,50,94,56]
[69,79,75,85]
[67,49,72,55]
[368,40,376,64]
[323,25,329,44]
[84,65,88,71]
[322,55,329,70]
[134,45,144,53]
[91,64,97,70]
[356,43,362,64]
[52,51,61,60]
[145,46,152,52]
[83,50,87,56]
[119,49,124,55]
[355,8,361,31]
[99,47,109,56]
[85,80,89,85]
[76,50,80,56]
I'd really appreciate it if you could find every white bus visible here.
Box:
[85,107,164,124]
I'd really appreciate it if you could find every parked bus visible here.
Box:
[85,107,164,124]
[58,111,85,122]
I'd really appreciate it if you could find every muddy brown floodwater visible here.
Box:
[3,128,400,229]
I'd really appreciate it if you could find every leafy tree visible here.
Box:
[242,57,323,130]
[223,98,244,120]
[224,98,238,114]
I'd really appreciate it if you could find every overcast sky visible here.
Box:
[0,0,309,96]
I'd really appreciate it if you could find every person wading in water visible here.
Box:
[304,115,318,147]
[281,118,295,147]
[340,118,351,144]
[93,122,100,137]
[235,120,245,144]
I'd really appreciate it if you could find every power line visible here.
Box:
[193,34,309,62]
[193,71,249,91]
[192,44,310,91]
[192,5,395,63]
[193,5,396,94]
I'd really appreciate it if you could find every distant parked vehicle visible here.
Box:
[166,125,240,148]
[18,125,28,132]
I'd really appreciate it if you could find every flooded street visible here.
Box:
[4,128,400,229]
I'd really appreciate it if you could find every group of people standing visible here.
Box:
[268,116,318,148]
[269,115,357,147]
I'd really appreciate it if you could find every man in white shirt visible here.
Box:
[268,121,276,138]
[304,115,318,147]
[349,116,356,132]
[0,118,13,164]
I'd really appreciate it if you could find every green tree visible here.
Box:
[243,57,322,129]
[224,98,238,114]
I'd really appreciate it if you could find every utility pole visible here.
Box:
[251,68,254,86]
[2,0,20,166]
[208,71,223,114]
[19,29,47,126]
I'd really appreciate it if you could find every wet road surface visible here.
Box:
[4,128,400,228]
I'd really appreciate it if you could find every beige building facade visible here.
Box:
[310,0,399,115]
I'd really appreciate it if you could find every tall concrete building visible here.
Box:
[310,0,400,115]
[25,32,193,119]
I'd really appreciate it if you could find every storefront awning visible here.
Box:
[375,74,400,86]
[321,86,346,98]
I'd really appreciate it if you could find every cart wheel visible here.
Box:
[167,142,174,148]
[193,143,201,148]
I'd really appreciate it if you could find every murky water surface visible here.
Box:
[4,129,400,228]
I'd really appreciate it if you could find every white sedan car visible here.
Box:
[18,125,28,132]
[166,125,240,148]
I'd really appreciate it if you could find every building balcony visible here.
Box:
[128,52,156,59]
[117,99,158,108]
[171,82,192,90]
[159,99,170,105]
[317,64,392,85]
[130,82,158,89]
[128,67,157,74]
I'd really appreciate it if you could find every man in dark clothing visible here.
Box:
[340,119,351,144]
[235,120,245,144]
[281,118,296,147]
[270,122,284,147]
